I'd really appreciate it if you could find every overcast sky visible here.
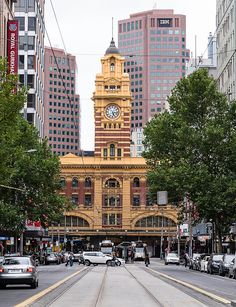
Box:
[45,0,216,150]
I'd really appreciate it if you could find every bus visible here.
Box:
[133,241,146,260]
[99,240,114,254]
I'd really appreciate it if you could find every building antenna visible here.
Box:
[153,1,157,9]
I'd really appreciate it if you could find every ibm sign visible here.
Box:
[157,18,172,27]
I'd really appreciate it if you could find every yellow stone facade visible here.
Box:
[51,40,178,254]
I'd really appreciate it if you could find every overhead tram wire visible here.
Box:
[196,0,234,68]
[44,16,81,157]
[49,0,87,163]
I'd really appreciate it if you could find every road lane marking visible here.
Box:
[148,267,231,305]
[14,267,88,307]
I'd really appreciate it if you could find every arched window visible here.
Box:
[60,177,66,189]
[60,216,89,227]
[135,216,176,228]
[110,63,115,72]
[85,177,92,188]
[133,177,140,187]
[105,178,120,188]
[110,144,115,157]
[72,177,78,188]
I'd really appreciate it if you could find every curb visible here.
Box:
[14,267,88,307]
[148,267,231,305]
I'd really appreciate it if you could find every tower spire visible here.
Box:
[112,17,114,39]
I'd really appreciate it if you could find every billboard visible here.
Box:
[7,20,19,75]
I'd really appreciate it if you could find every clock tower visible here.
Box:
[92,38,132,158]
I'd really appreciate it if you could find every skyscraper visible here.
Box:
[118,9,189,156]
[14,0,45,137]
[216,0,235,101]
[0,0,16,57]
[44,47,80,156]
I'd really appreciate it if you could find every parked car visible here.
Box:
[45,253,61,265]
[219,254,235,276]
[189,253,201,270]
[82,251,113,266]
[228,257,236,279]
[164,252,180,265]
[0,256,38,289]
[0,257,4,264]
[207,254,224,274]
[200,255,210,272]
[194,254,209,271]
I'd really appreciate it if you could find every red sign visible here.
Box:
[26,220,42,231]
[7,20,18,75]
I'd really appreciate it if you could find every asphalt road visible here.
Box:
[0,262,84,307]
[1,259,235,307]
[150,258,236,302]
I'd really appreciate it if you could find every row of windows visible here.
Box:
[104,123,121,129]
[49,81,74,87]
[149,50,189,57]
[19,35,35,51]
[150,29,184,35]
[150,36,184,42]
[50,144,78,150]
[16,16,36,31]
[48,124,79,134]
[69,195,153,208]
[119,39,143,47]
[48,122,77,129]
[131,115,143,121]
[62,177,141,189]
[150,65,180,70]
[49,67,74,74]
[131,123,143,128]
[150,58,183,63]
[48,117,79,122]
[131,101,143,107]
[150,107,162,113]
[119,20,143,33]
[19,55,35,70]
[49,87,74,95]
[135,216,176,227]
[149,44,183,49]
[49,73,73,80]
[49,56,72,67]
[49,130,80,136]
[131,109,142,114]
[49,137,78,142]
[118,31,143,40]
[49,102,79,108]
[57,215,176,228]
[48,95,79,102]
[150,71,182,77]
[49,109,78,115]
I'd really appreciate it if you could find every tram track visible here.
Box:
[124,265,165,307]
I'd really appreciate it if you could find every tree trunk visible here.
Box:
[215,222,223,254]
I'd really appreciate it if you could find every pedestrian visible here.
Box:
[144,246,150,267]
[69,252,74,267]
[184,252,189,267]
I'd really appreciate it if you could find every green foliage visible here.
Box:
[0,58,66,232]
[143,69,236,237]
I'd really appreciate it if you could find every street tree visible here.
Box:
[143,68,236,252]
[0,58,66,233]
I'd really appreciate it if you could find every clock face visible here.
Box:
[105,104,120,119]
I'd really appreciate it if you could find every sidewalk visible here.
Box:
[49,265,207,307]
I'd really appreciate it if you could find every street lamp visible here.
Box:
[157,191,168,259]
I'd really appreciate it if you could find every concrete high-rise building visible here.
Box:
[44,47,80,156]
[14,0,45,137]
[0,0,16,57]
[216,0,235,101]
[118,9,189,156]
[186,33,217,78]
